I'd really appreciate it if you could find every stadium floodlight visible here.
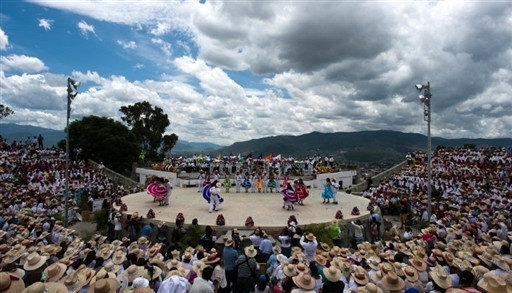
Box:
[65,77,80,227]
[415,82,432,221]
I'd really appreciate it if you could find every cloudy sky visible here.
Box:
[1,1,511,145]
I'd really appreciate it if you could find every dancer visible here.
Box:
[146,176,167,206]
[321,178,333,204]
[281,183,298,210]
[241,172,251,193]
[282,171,290,189]
[267,171,276,193]
[331,178,339,204]
[209,180,222,213]
[224,173,232,193]
[296,178,309,205]
[255,173,264,193]
[198,170,205,193]
[235,171,242,193]
[250,172,257,193]
[163,178,173,206]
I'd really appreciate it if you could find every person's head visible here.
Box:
[201,265,213,280]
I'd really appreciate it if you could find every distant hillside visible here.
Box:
[217,130,512,166]
[0,123,65,147]
[0,123,224,153]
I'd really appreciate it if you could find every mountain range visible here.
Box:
[1,123,510,166]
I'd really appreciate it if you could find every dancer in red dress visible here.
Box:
[295,178,309,205]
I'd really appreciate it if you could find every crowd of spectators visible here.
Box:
[1,134,511,293]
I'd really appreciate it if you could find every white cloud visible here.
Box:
[0,54,48,72]
[117,40,137,49]
[38,18,54,31]
[0,28,8,50]
[77,20,96,38]
[151,38,172,59]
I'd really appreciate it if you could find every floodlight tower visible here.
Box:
[415,82,432,220]
[65,77,80,227]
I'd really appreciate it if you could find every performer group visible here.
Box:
[146,173,343,212]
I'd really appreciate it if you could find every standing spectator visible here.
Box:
[328,219,342,247]
[189,265,214,293]
[37,134,44,149]
[236,245,259,293]
[299,233,318,262]
[351,220,364,245]
[114,213,123,240]
[223,238,239,293]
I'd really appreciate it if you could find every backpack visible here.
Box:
[245,216,254,227]
[176,212,185,223]
[216,214,225,226]
[335,210,343,219]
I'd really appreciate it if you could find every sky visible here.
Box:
[0,1,511,146]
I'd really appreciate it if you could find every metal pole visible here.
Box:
[426,83,432,220]
[65,95,70,227]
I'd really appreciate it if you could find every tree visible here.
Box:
[67,115,141,174]
[0,104,14,120]
[119,101,178,159]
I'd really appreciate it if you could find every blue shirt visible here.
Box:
[141,224,152,237]
[259,238,272,254]
[223,246,239,271]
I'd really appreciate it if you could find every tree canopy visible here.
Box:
[0,104,14,120]
[67,115,140,174]
[120,101,178,159]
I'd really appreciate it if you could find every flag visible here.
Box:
[273,154,281,162]
[245,152,252,160]
[216,153,222,160]
[263,153,273,161]
[257,153,263,159]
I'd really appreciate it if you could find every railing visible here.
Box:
[349,161,408,193]
[88,160,140,189]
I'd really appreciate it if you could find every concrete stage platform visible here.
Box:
[120,187,370,232]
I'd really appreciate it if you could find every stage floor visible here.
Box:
[120,187,370,231]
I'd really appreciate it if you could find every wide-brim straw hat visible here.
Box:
[283,264,297,277]
[477,273,508,293]
[410,257,427,272]
[305,233,315,241]
[292,273,316,290]
[491,255,511,271]
[314,254,327,266]
[295,263,308,274]
[44,262,67,283]
[0,272,26,293]
[61,272,87,292]
[401,265,419,282]
[244,245,257,258]
[204,253,221,264]
[23,252,48,271]
[166,259,182,271]
[111,251,127,265]
[352,266,369,285]
[367,256,381,271]
[341,261,353,276]
[430,266,452,289]
[323,266,341,282]
[89,269,117,286]
[87,278,118,293]
[380,271,405,291]
[76,266,96,286]
[224,238,234,247]
[21,281,67,293]
[143,265,163,281]
[122,265,145,283]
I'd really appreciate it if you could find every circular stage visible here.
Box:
[120,187,370,232]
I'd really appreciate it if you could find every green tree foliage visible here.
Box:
[0,104,14,120]
[68,115,140,173]
[119,101,178,159]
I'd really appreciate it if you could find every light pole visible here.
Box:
[65,77,80,227]
[415,82,432,220]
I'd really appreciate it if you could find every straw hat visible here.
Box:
[292,273,316,290]
[87,278,118,293]
[21,282,67,293]
[272,245,282,255]
[410,257,427,272]
[0,272,25,293]
[478,252,494,267]
[370,271,383,284]
[491,255,511,271]
[477,273,508,293]
[244,245,257,258]
[295,263,308,274]
[305,233,315,241]
[380,271,405,291]
[89,269,116,286]
[44,263,67,283]
[111,251,127,265]
[314,254,327,266]
[166,259,182,271]
[76,266,96,286]
[204,253,221,265]
[379,262,394,275]
[192,260,205,275]
[352,266,369,285]
[143,265,163,281]
[401,265,419,283]
[23,252,48,271]
[122,265,144,283]
[61,272,87,293]
[430,265,452,289]
[283,264,297,277]
[472,265,490,279]
[340,261,353,276]
[364,283,383,293]
[323,266,341,282]
[224,238,234,247]
[367,256,381,271]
